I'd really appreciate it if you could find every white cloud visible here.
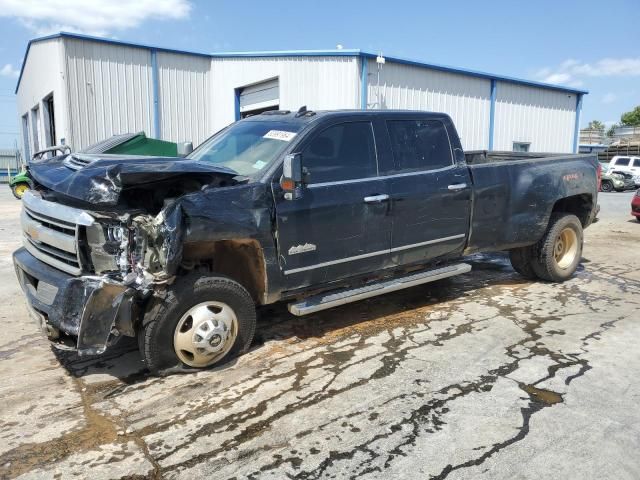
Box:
[602,93,617,104]
[0,63,19,78]
[0,0,192,36]
[536,57,640,86]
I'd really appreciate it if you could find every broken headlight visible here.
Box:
[85,221,130,275]
[105,225,126,243]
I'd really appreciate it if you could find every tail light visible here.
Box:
[596,162,602,191]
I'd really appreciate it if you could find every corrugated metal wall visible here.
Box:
[16,38,67,155]
[493,82,577,152]
[366,60,492,150]
[64,38,154,150]
[157,52,210,146]
[210,56,360,133]
[24,37,579,154]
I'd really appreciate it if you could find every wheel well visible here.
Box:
[181,239,267,304]
[551,194,593,226]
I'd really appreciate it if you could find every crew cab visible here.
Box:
[13,109,600,374]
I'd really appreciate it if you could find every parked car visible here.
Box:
[600,170,627,192]
[632,189,640,223]
[13,109,599,374]
[606,155,640,187]
[609,170,637,190]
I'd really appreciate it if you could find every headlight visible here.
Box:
[106,225,126,243]
[85,222,129,274]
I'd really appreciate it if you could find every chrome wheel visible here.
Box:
[173,301,238,368]
[554,227,578,269]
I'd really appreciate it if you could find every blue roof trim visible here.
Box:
[357,52,588,95]
[16,31,589,96]
[209,49,362,58]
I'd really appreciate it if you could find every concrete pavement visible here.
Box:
[0,188,638,479]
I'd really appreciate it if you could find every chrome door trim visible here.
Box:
[283,233,465,275]
[390,234,465,253]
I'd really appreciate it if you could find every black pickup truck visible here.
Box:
[14,109,600,373]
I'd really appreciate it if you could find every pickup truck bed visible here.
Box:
[464,150,598,253]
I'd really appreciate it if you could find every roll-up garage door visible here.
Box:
[239,78,279,115]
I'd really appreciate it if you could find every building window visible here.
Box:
[43,93,56,147]
[513,142,530,152]
[21,114,31,161]
[30,105,40,154]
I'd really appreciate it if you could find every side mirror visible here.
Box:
[177,142,194,157]
[281,153,304,200]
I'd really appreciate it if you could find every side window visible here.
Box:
[615,157,630,167]
[302,122,377,184]
[386,119,453,172]
[632,159,640,167]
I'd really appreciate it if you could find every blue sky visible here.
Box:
[0,0,639,148]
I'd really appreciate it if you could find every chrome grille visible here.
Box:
[21,191,94,276]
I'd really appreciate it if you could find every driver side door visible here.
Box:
[273,119,393,291]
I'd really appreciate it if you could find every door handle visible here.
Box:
[448,183,468,191]
[364,194,390,203]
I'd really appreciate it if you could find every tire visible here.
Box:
[140,274,256,375]
[530,213,583,282]
[508,246,537,279]
[600,180,613,192]
[11,182,30,199]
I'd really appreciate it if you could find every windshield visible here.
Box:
[188,120,303,176]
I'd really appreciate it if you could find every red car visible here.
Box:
[632,189,640,222]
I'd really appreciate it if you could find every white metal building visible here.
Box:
[16,32,587,156]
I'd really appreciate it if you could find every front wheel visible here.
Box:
[600,180,613,192]
[531,214,583,282]
[139,274,256,375]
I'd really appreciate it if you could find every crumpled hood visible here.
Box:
[29,154,240,206]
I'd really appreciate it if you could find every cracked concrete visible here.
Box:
[0,189,638,479]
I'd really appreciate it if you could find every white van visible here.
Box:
[607,156,640,177]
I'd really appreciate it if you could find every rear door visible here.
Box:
[384,116,471,267]
[274,118,393,290]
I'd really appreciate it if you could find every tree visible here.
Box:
[607,124,618,137]
[620,106,640,126]
[587,120,605,131]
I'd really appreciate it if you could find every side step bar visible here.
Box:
[288,263,471,316]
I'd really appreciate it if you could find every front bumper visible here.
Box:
[13,247,138,355]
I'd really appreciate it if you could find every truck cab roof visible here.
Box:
[243,109,452,125]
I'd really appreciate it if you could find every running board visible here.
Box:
[287,263,472,316]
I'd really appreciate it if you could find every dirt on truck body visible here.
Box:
[13,109,600,374]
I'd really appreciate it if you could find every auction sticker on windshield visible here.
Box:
[263,130,297,142]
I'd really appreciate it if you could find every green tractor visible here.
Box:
[9,132,179,200]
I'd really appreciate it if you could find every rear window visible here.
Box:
[386,119,452,173]
[614,157,630,166]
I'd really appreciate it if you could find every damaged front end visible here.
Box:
[13,158,238,355]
